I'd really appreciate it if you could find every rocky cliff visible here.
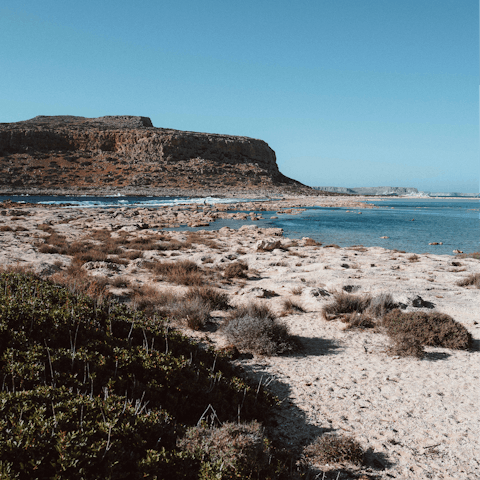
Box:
[0,115,313,195]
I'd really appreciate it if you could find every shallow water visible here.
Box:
[1,195,478,255]
[168,198,479,255]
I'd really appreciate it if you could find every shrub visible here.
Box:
[184,286,230,311]
[290,286,303,296]
[321,292,372,320]
[38,244,60,254]
[365,293,397,318]
[224,262,248,279]
[281,298,305,314]
[178,421,269,478]
[227,302,276,324]
[146,260,206,286]
[303,434,365,466]
[0,272,278,479]
[342,312,376,330]
[456,273,480,288]
[382,309,473,356]
[170,297,211,330]
[224,314,296,356]
[407,254,420,262]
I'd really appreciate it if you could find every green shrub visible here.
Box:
[0,272,279,479]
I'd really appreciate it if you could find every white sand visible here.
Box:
[1,197,478,479]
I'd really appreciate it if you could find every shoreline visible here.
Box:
[1,200,479,478]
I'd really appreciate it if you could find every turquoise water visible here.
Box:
[1,195,478,255]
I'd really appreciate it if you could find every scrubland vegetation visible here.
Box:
[0,271,297,479]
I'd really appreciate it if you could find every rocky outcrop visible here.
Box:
[0,115,313,195]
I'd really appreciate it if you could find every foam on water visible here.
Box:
[0,195,259,208]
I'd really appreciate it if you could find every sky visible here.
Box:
[1,0,478,193]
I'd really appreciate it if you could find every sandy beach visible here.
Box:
[1,195,478,479]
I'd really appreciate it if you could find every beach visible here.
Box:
[1,195,479,479]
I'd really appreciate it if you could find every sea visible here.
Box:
[1,195,478,255]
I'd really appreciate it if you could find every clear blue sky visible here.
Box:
[1,0,478,192]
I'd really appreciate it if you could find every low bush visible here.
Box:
[365,293,397,318]
[281,298,305,314]
[381,309,473,356]
[321,292,372,320]
[184,286,230,311]
[303,434,365,466]
[456,273,480,288]
[146,260,207,286]
[224,262,248,279]
[290,286,303,296]
[178,421,269,478]
[342,312,376,330]
[227,302,276,324]
[224,308,296,356]
[0,272,279,479]
[170,297,211,330]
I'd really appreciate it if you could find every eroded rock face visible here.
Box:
[0,115,309,194]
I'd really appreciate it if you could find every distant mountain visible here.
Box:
[312,186,421,196]
[313,186,479,197]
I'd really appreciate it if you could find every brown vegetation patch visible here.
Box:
[178,421,268,477]
[281,298,305,315]
[303,434,365,467]
[456,273,480,288]
[184,286,230,310]
[224,303,297,355]
[382,309,473,355]
[146,259,207,286]
[455,251,480,260]
[322,292,373,321]
[224,261,248,279]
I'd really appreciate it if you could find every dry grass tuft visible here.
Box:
[303,434,365,466]
[224,261,248,279]
[290,286,303,296]
[178,421,268,477]
[170,297,210,330]
[456,273,480,288]
[281,298,305,315]
[227,303,276,324]
[407,254,420,262]
[365,293,398,318]
[184,286,230,310]
[321,292,372,321]
[146,259,206,286]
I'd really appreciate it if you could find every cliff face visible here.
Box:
[0,115,309,194]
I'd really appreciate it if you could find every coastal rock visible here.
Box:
[255,238,281,251]
[0,115,312,195]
